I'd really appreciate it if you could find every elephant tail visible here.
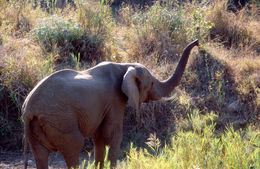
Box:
[24,136,29,169]
[23,118,30,169]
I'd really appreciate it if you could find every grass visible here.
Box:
[0,0,259,167]
[79,111,260,169]
[30,1,115,62]
[208,0,260,49]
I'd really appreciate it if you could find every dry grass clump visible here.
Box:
[189,43,260,127]
[0,0,45,38]
[126,30,177,64]
[117,2,190,63]
[0,0,25,35]
[116,1,183,63]
[0,38,47,149]
[208,1,260,50]
[181,47,238,112]
[117,1,214,64]
[76,1,116,61]
[0,38,45,105]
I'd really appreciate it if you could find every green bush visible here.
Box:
[79,111,259,169]
[123,112,259,169]
[119,1,187,62]
[77,0,114,42]
[132,2,183,37]
[119,1,214,63]
[31,16,83,52]
[76,1,115,61]
[30,14,110,62]
[184,3,215,43]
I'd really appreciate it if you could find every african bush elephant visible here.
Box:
[22,39,199,169]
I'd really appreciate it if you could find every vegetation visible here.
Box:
[0,0,259,167]
[79,111,259,169]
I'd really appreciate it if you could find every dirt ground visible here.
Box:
[0,150,93,169]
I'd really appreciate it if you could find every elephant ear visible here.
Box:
[122,67,140,110]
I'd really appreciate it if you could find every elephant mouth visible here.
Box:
[143,93,159,103]
[143,95,152,103]
[143,97,150,103]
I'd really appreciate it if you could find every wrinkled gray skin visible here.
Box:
[22,40,198,169]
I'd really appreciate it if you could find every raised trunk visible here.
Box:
[158,39,199,97]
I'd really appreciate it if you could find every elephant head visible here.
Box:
[122,39,199,110]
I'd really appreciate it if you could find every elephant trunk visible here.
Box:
[157,39,199,98]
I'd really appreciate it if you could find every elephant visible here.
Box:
[22,39,199,169]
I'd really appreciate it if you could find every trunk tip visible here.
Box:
[192,39,199,46]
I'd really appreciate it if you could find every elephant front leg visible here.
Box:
[99,106,124,168]
[107,130,122,168]
[93,131,105,169]
[108,135,121,168]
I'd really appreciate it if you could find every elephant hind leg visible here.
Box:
[29,136,50,169]
[59,131,85,168]
[28,117,50,169]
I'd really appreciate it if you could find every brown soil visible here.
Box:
[0,150,92,169]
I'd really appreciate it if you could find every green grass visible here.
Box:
[123,112,259,169]
[79,111,260,169]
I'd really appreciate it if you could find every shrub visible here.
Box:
[31,17,82,53]
[31,16,84,61]
[208,1,253,48]
[80,111,260,169]
[120,2,187,63]
[183,2,215,43]
[31,4,114,63]
[0,0,44,37]
[122,112,260,169]
[0,38,47,149]
[118,1,214,63]
[77,0,114,41]
[76,0,115,61]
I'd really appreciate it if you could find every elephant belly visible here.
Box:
[66,87,113,138]
[76,104,110,138]
[34,76,113,138]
